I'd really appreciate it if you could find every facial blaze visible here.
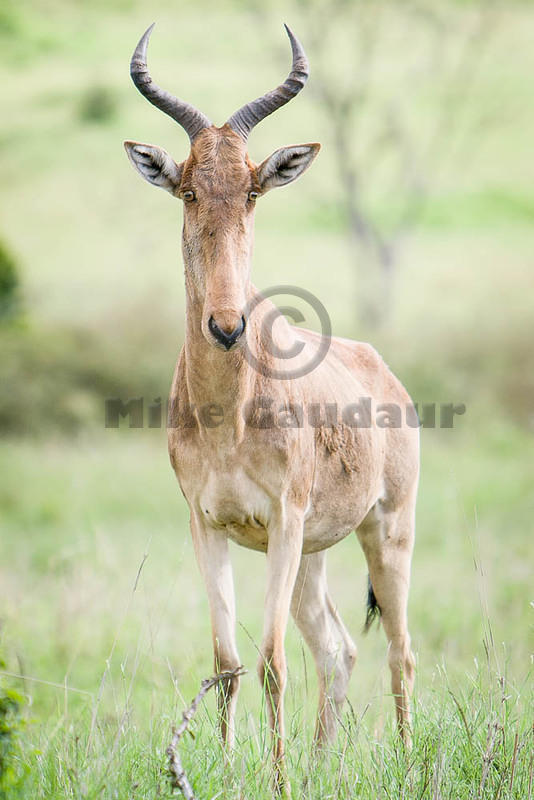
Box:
[178,126,258,347]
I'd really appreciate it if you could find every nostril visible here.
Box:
[208,315,221,337]
[208,315,246,351]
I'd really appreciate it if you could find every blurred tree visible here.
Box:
[0,239,20,322]
[78,85,117,124]
[250,0,497,327]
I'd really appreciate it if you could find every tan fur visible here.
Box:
[316,423,361,474]
[128,124,419,793]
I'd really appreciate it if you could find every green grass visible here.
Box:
[0,423,532,797]
[5,668,534,798]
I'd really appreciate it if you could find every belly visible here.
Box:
[218,508,366,555]
[205,515,359,555]
[197,466,272,552]
[197,470,371,555]
[186,429,382,555]
[225,521,269,552]
[301,496,370,553]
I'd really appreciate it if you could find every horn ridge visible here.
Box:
[226,24,310,141]
[130,23,212,143]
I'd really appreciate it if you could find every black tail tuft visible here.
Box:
[364,574,381,633]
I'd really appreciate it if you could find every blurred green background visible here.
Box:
[0,0,532,796]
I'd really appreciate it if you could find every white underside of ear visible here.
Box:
[258,143,321,192]
[124,141,183,194]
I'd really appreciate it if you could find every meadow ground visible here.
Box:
[0,422,532,798]
[1,0,533,797]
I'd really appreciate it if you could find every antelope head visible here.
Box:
[125,24,320,351]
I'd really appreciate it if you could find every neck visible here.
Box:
[183,275,257,439]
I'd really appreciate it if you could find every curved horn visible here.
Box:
[130,23,212,143]
[226,24,309,141]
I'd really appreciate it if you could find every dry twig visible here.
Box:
[166,666,247,799]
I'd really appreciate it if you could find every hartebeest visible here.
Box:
[125,23,419,790]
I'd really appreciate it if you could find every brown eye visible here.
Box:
[182,190,195,202]
[248,191,259,202]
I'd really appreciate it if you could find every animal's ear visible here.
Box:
[257,143,321,193]
[124,141,183,194]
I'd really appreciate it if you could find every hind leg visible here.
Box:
[290,551,357,744]
[357,494,416,743]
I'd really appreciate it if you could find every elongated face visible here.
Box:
[125,23,320,350]
[177,127,258,349]
[125,127,320,351]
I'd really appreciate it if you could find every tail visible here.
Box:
[363,574,381,633]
